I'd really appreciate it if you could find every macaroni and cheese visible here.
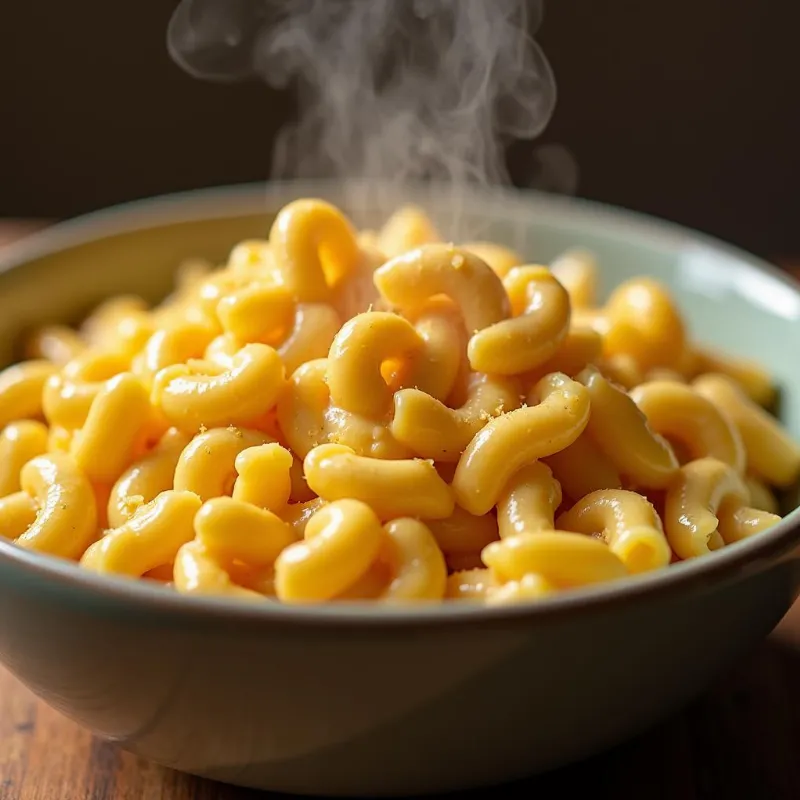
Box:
[1,198,798,605]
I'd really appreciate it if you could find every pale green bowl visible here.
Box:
[0,182,798,797]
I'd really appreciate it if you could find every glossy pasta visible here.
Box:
[1,199,798,606]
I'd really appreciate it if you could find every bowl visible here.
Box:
[0,181,799,797]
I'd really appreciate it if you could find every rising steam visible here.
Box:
[168,0,573,232]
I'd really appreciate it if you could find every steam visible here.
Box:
[168,0,572,234]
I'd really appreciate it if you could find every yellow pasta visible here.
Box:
[717,504,783,545]
[281,497,327,539]
[424,505,500,558]
[0,360,56,428]
[80,295,152,353]
[594,353,644,391]
[173,540,266,600]
[556,489,671,574]
[462,241,523,278]
[0,491,38,540]
[1,197,794,606]
[304,443,454,520]
[496,462,562,538]
[486,573,558,605]
[133,320,218,386]
[379,518,448,601]
[70,372,151,484]
[333,558,393,601]
[482,531,627,586]
[277,304,344,375]
[391,372,520,462]
[452,372,590,515]
[544,431,622,501]
[468,266,571,375]
[213,285,343,376]
[402,301,465,403]
[601,278,687,371]
[24,325,85,365]
[663,457,778,559]
[278,334,420,461]
[445,568,500,601]
[216,283,295,345]
[43,351,130,430]
[550,249,599,309]
[173,427,273,502]
[326,312,428,417]
[373,243,510,333]
[377,205,440,258]
[8,453,98,559]
[275,499,385,602]
[225,240,274,280]
[269,199,362,302]
[81,490,201,576]
[629,381,746,474]
[151,342,286,433]
[108,427,191,528]
[692,346,776,408]
[577,366,679,488]
[525,326,604,384]
[275,358,330,458]
[47,425,73,454]
[0,420,49,498]
[195,271,251,321]
[232,443,294,511]
[194,496,295,566]
[692,373,800,488]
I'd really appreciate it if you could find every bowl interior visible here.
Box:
[2,181,798,444]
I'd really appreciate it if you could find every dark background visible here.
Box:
[1,1,798,258]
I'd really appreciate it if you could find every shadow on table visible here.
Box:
[153,630,800,800]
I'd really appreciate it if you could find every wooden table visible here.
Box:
[1,221,799,799]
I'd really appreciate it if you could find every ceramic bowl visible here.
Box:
[0,182,798,797]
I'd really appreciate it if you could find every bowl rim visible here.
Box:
[1,179,799,629]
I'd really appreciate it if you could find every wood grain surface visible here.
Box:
[0,222,799,800]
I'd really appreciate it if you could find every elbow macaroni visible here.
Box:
[692,373,800,488]
[452,371,590,516]
[0,198,796,605]
[468,266,571,375]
